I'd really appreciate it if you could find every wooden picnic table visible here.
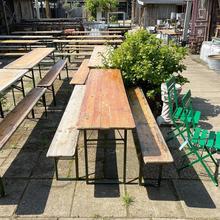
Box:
[0,69,28,93]
[0,35,53,40]
[88,45,111,68]
[4,48,55,87]
[11,30,63,35]
[77,69,135,183]
[66,35,123,39]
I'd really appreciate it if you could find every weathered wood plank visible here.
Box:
[0,87,46,150]
[128,87,173,164]
[77,69,135,130]
[88,46,111,68]
[3,48,55,69]
[0,69,29,92]
[37,59,67,87]
[47,85,86,157]
[70,59,90,85]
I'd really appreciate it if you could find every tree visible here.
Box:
[85,0,118,21]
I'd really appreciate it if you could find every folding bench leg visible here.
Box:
[75,146,79,179]
[0,176,5,197]
[51,84,56,106]
[139,162,143,186]
[65,63,69,80]
[54,158,59,180]
[38,64,42,79]
[42,94,47,118]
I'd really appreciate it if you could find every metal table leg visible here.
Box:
[123,129,127,184]
[31,69,36,87]
[0,177,5,197]
[84,130,89,184]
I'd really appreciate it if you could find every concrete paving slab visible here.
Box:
[0,179,28,217]
[16,179,76,217]
[173,179,220,218]
[71,182,126,218]
[126,181,185,218]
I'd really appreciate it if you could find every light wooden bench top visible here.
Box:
[4,48,55,69]
[66,35,123,39]
[0,87,46,150]
[53,39,123,44]
[37,59,67,87]
[11,30,62,35]
[64,31,122,35]
[0,35,53,39]
[128,87,173,164]
[47,85,86,157]
[88,46,111,68]
[0,69,29,92]
[0,40,39,44]
[77,69,135,130]
[70,59,90,85]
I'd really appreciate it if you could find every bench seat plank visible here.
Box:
[37,59,67,87]
[47,85,86,157]
[70,59,90,85]
[128,87,173,164]
[0,87,46,149]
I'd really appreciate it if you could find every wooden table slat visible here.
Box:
[3,48,55,69]
[77,69,135,130]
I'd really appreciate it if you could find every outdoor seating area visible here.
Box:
[1,0,220,219]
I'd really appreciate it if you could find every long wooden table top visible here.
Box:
[158,29,182,36]
[77,69,135,130]
[67,35,123,39]
[4,48,55,69]
[0,69,29,92]
[0,35,53,39]
[88,46,111,68]
[65,31,122,35]
[11,30,62,35]
[0,40,39,44]
[53,39,123,44]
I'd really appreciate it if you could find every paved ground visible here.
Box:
[0,55,220,220]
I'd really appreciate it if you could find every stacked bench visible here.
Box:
[128,87,173,186]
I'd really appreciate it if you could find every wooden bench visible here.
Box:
[128,87,173,186]
[70,59,90,85]
[46,85,86,180]
[54,52,91,63]
[0,87,47,197]
[0,52,27,57]
[37,59,68,106]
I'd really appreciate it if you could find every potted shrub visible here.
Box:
[104,29,188,115]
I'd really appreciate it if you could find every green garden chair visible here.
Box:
[166,77,201,141]
[178,90,219,186]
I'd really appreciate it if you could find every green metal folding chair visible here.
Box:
[166,77,201,141]
[178,90,219,186]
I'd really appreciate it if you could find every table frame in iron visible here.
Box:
[81,128,131,184]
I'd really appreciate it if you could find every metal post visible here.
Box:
[38,64,42,79]
[51,84,56,106]
[182,0,192,44]
[0,100,4,118]
[12,87,16,106]
[42,94,47,118]
[66,63,69,79]
[75,146,79,179]
[1,0,9,34]
[123,129,127,184]
[31,69,36,87]
[20,78,25,97]
[0,177,5,197]
[84,130,89,184]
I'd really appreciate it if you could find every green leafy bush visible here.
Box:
[85,0,118,20]
[104,29,188,100]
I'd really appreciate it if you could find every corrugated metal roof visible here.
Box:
[137,0,186,5]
